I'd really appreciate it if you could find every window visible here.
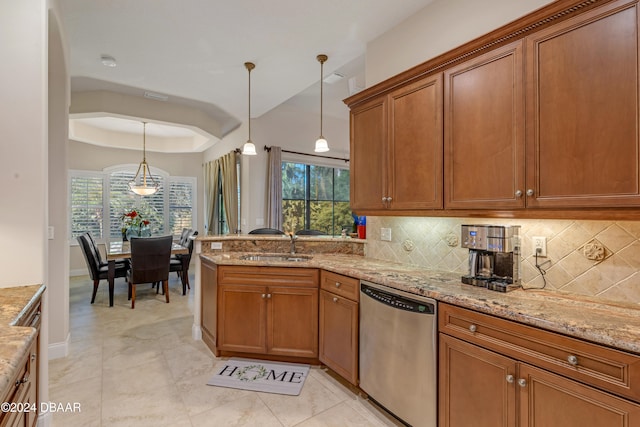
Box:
[282,162,351,235]
[69,166,196,240]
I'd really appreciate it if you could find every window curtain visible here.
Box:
[266,146,282,230]
[203,159,220,235]
[220,151,239,234]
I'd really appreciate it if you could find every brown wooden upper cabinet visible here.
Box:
[444,40,525,209]
[350,73,443,212]
[525,0,640,208]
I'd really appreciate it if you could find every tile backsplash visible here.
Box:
[366,216,640,306]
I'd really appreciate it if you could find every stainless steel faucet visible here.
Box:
[289,233,297,255]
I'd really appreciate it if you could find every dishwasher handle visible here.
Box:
[361,282,435,314]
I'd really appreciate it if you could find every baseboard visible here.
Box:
[69,269,88,277]
[192,323,202,341]
[48,332,70,360]
[38,408,52,426]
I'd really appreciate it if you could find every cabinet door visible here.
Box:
[267,286,318,358]
[319,290,358,385]
[444,40,525,209]
[526,0,640,207]
[518,363,640,427]
[388,74,443,209]
[439,334,517,427]
[217,283,267,354]
[201,260,217,352]
[350,96,387,211]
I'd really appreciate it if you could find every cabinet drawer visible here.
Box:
[218,266,318,288]
[320,271,359,302]
[439,303,640,402]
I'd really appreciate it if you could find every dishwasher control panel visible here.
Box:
[361,283,435,314]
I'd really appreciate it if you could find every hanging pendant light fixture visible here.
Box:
[315,54,329,153]
[242,62,257,155]
[129,121,159,195]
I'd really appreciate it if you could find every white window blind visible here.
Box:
[169,177,195,235]
[69,166,196,241]
[70,174,105,239]
[108,170,166,238]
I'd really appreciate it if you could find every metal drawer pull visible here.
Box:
[518,378,527,388]
[335,282,341,288]
[333,297,338,303]
[567,355,578,366]
[506,374,514,384]
[469,324,477,333]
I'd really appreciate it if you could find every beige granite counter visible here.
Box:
[201,252,640,355]
[0,285,45,401]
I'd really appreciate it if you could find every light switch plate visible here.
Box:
[381,228,392,241]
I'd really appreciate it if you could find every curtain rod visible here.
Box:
[263,145,349,163]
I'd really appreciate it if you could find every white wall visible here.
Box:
[366,0,555,86]
[0,0,48,287]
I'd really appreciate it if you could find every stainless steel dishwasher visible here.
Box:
[359,280,437,427]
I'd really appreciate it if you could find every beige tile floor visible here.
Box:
[49,274,402,426]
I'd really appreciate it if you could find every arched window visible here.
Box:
[69,164,196,240]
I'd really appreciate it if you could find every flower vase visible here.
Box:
[122,230,128,242]
[125,226,140,240]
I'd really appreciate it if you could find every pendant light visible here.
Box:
[129,122,159,195]
[315,54,329,153]
[242,62,257,155]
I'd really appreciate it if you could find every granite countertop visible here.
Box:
[201,252,640,355]
[0,285,45,400]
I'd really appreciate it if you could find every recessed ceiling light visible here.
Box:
[100,54,117,68]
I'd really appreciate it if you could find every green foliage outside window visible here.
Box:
[282,162,351,235]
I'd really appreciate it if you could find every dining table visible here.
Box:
[105,240,189,307]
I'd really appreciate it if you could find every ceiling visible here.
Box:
[58,0,436,152]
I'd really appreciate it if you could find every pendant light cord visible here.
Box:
[317,54,327,138]
[245,62,255,142]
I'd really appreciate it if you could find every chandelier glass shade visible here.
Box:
[129,122,159,196]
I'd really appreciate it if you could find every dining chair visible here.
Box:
[248,228,285,235]
[127,235,173,309]
[167,230,198,295]
[77,233,128,304]
[295,229,326,236]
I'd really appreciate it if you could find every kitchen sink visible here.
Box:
[239,254,313,262]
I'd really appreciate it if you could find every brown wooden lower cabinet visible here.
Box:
[215,266,319,360]
[439,303,640,427]
[318,271,359,385]
[0,337,38,427]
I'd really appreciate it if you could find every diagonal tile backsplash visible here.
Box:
[365,216,640,306]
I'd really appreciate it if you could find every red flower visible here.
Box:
[142,220,150,226]
[127,211,138,218]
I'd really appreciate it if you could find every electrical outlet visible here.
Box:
[381,228,392,241]
[211,242,223,250]
[532,236,547,257]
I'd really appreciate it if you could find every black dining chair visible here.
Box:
[295,229,326,236]
[77,233,128,304]
[127,235,173,309]
[167,230,198,295]
[248,228,285,235]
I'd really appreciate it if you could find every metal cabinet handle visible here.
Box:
[335,282,341,288]
[261,294,266,298]
[526,189,534,196]
[506,374,514,384]
[21,374,29,384]
[567,355,578,366]
[333,297,338,303]
[31,353,36,362]
[469,324,477,333]
[515,190,523,198]
[382,196,387,203]
[387,197,392,203]
[518,378,527,388]
[267,294,272,299]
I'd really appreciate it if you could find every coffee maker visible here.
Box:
[461,224,521,292]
